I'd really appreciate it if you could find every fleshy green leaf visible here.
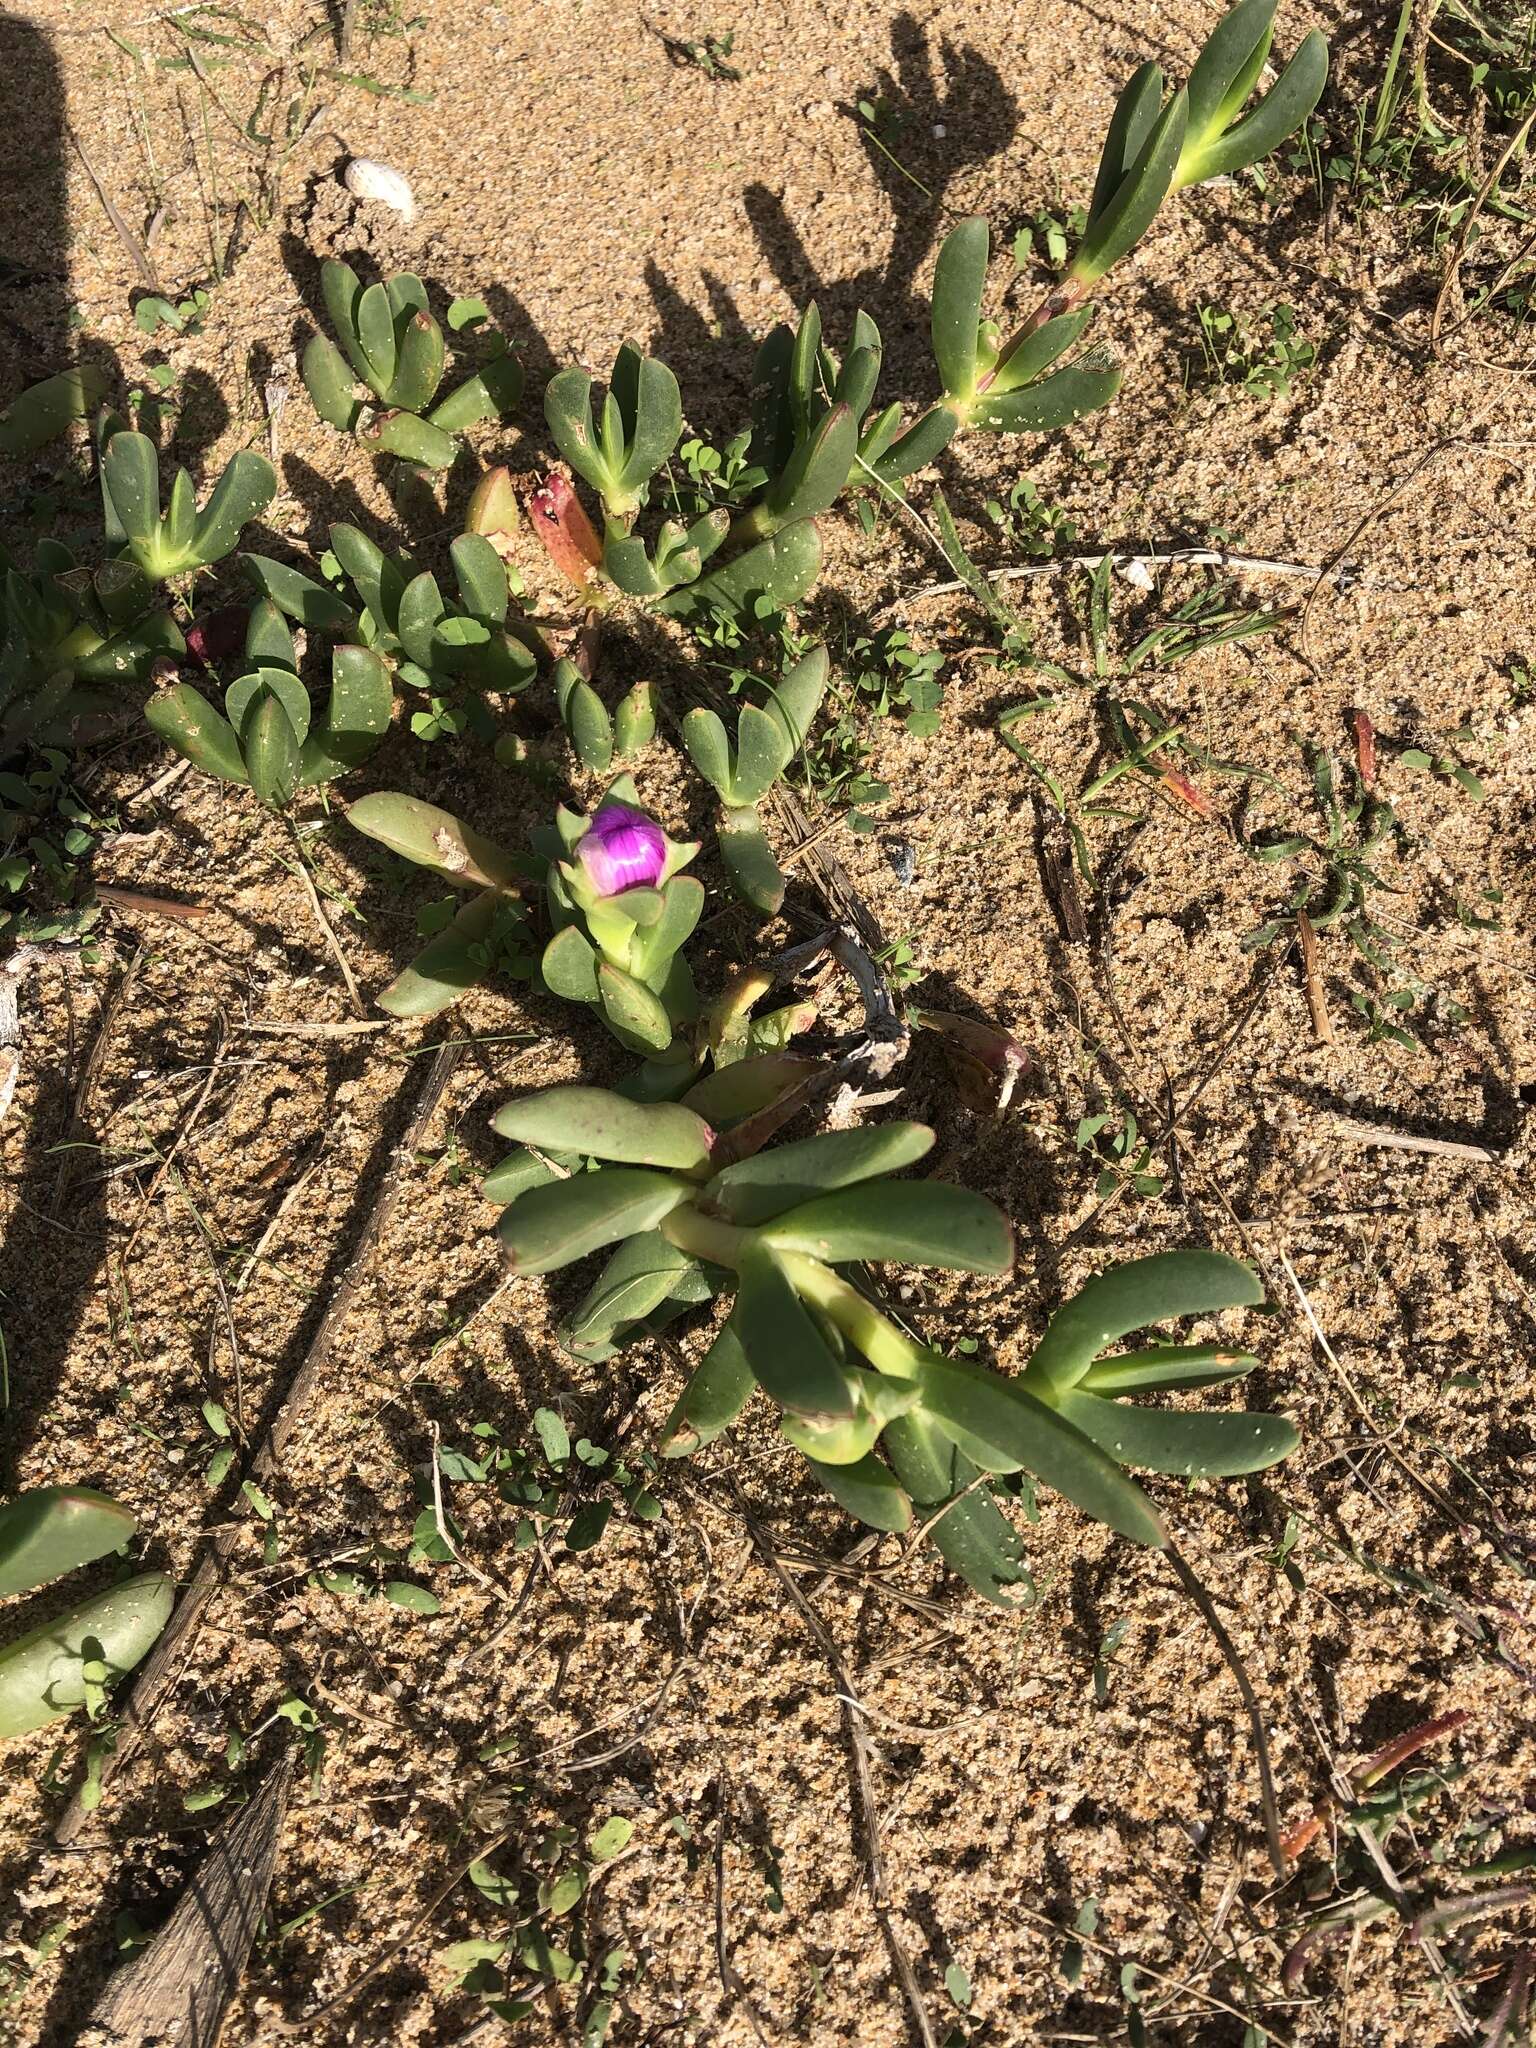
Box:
[377,887,505,1017]
[497,1168,689,1275]
[145,684,248,784]
[0,1488,136,1598]
[1078,1342,1258,1394]
[190,451,277,568]
[0,1573,173,1739]
[659,1317,756,1455]
[967,363,1122,436]
[1054,1387,1298,1476]
[1071,88,1188,286]
[762,1182,1013,1273]
[1022,1250,1263,1396]
[598,962,674,1052]
[718,806,786,917]
[347,791,526,889]
[916,1355,1165,1546]
[806,1451,912,1532]
[884,1411,1031,1607]
[705,1123,935,1225]
[242,554,354,632]
[734,1246,856,1419]
[931,217,990,401]
[492,1086,714,1170]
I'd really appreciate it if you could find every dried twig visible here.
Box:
[54,1040,464,1843]
[286,821,364,1017]
[744,1511,938,2048]
[1295,911,1333,1045]
[67,122,159,287]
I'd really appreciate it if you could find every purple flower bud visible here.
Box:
[577,801,666,896]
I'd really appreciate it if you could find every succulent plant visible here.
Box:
[0,364,109,458]
[345,788,537,1016]
[302,261,524,470]
[0,1486,171,1742]
[553,659,656,774]
[544,342,683,520]
[245,523,539,732]
[680,644,828,914]
[486,1087,1295,1604]
[1,542,183,754]
[145,598,393,808]
[99,426,276,583]
[536,783,702,1059]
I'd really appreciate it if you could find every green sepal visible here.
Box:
[0,1488,136,1598]
[541,924,601,1003]
[144,683,249,784]
[0,1573,174,1740]
[629,875,705,983]
[497,1167,689,1275]
[916,1354,1166,1546]
[491,1085,714,1170]
[554,658,613,772]
[598,961,673,1052]
[762,1181,1013,1273]
[734,1246,856,1420]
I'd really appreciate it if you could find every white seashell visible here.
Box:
[343,158,417,221]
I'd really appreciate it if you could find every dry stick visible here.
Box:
[287,821,365,1017]
[54,1038,463,1846]
[883,542,1347,620]
[1295,910,1333,1045]
[1277,1249,1462,1529]
[80,1752,295,2048]
[1011,1903,1303,2048]
[713,1773,777,2048]
[120,1011,231,1263]
[95,884,210,921]
[51,945,145,1217]
[744,1514,938,2048]
[1432,106,1536,356]
[1318,1113,1496,1165]
[1163,1541,1287,1883]
[67,122,159,288]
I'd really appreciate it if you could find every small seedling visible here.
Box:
[1195,301,1317,397]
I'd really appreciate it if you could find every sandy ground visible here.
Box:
[2,0,1535,2042]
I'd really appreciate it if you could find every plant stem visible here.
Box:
[659,1203,749,1268]
[776,1252,927,1380]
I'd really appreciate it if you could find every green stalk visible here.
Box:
[775,1252,928,1380]
[659,1203,751,1268]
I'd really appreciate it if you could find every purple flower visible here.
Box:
[577,801,666,896]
